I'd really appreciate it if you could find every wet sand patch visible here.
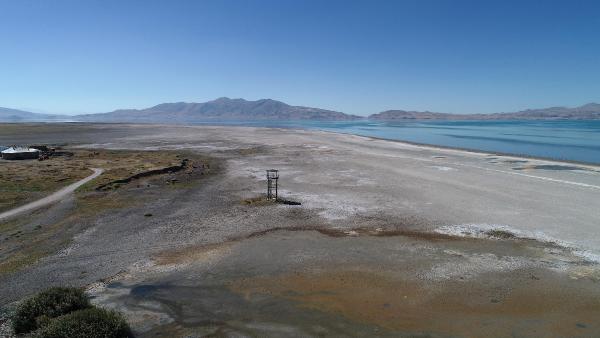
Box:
[230,268,600,337]
[92,229,600,337]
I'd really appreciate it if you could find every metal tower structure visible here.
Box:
[266,169,279,200]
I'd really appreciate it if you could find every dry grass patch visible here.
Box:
[0,251,46,274]
[242,196,275,206]
[75,149,184,192]
[0,149,186,212]
[0,159,90,212]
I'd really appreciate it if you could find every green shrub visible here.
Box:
[13,287,91,334]
[31,307,133,338]
[485,229,517,239]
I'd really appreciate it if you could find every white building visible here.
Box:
[1,146,40,160]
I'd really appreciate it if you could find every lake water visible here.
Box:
[192,119,600,164]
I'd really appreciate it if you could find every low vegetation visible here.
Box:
[31,307,132,338]
[0,157,89,213]
[0,148,183,212]
[485,229,517,239]
[12,287,91,334]
[242,196,301,206]
[12,287,132,337]
[242,196,276,206]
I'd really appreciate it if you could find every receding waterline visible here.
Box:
[189,119,600,165]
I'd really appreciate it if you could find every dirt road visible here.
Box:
[0,168,103,221]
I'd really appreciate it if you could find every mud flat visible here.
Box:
[1,123,599,337]
[91,229,600,337]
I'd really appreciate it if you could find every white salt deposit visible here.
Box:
[435,223,600,264]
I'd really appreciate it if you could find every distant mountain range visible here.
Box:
[0,107,71,122]
[76,97,360,122]
[1,98,599,123]
[370,103,600,120]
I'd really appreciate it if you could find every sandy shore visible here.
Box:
[63,123,600,253]
[1,123,600,337]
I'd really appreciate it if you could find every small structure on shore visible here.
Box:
[1,146,40,160]
[266,169,279,200]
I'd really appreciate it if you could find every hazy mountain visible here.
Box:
[498,103,600,120]
[0,107,70,122]
[369,110,457,120]
[3,100,599,124]
[369,103,600,120]
[77,97,362,122]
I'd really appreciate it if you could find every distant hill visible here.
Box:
[3,100,600,123]
[497,103,600,120]
[369,110,458,120]
[369,103,600,120]
[0,107,70,122]
[77,97,362,122]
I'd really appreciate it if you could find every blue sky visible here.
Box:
[0,0,599,116]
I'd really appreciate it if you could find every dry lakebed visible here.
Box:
[1,123,599,337]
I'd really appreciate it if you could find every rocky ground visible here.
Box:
[1,123,599,337]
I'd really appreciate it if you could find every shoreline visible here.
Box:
[173,122,600,169]
[178,121,600,167]
[3,121,599,167]
[353,133,600,168]
[308,127,600,169]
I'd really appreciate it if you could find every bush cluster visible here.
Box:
[31,308,133,338]
[12,287,132,338]
[12,287,91,334]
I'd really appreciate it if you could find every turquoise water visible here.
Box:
[193,120,600,164]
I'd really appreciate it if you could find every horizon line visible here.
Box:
[3,98,599,117]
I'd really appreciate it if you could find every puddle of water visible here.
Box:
[104,281,395,337]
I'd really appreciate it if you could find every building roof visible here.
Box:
[1,146,39,154]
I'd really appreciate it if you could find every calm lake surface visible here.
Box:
[193,119,600,164]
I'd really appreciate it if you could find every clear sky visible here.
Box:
[1,0,599,116]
